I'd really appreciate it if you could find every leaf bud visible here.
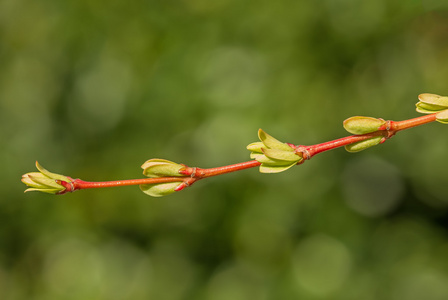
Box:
[345,136,383,153]
[247,129,302,173]
[21,161,71,194]
[141,159,185,178]
[343,116,386,135]
[140,182,182,197]
[418,93,448,106]
[416,93,448,114]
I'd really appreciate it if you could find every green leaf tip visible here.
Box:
[247,129,302,173]
[343,116,386,135]
[257,129,293,152]
[22,161,71,194]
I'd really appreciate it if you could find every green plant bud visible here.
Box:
[345,136,383,153]
[418,93,448,107]
[343,116,386,135]
[258,129,293,152]
[22,173,63,194]
[416,94,448,114]
[141,159,185,178]
[247,129,301,174]
[416,102,448,114]
[140,182,182,197]
[436,109,448,124]
[21,161,71,194]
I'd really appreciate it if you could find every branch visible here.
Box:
[21,93,448,197]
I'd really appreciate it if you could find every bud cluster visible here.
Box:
[21,162,71,194]
[139,159,186,197]
[416,93,448,124]
[342,116,386,152]
[247,129,302,173]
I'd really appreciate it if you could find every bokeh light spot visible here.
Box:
[292,234,352,297]
[342,156,405,217]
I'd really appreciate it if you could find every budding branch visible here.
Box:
[57,113,437,195]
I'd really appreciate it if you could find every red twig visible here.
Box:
[59,177,185,194]
[180,160,262,178]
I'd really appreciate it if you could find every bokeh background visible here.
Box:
[2,0,448,299]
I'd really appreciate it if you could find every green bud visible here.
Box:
[141,159,185,178]
[416,102,447,114]
[436,109,448,124]
[345,136,383,153]
[418,93,448,106]
[140,182,182,197]
[416,93,448,114]
[343,116,386,135]
[21,161,71,194]
[247,129,302,173]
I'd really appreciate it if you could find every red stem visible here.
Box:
[66,177,185,193]
[189,160,262,178]
[300,113,437,159]
[303,132,383,158]
[59,113,437,194]
[389,113,437,131]
[63,161,262,193]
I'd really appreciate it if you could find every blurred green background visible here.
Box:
[2,0,448,299]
